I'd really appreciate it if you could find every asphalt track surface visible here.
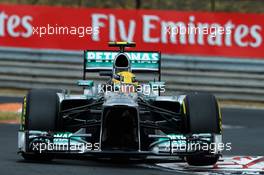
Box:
[0,97,263,175]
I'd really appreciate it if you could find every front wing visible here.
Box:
[18,130,222,158]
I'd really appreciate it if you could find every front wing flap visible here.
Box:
[18,130,222,157]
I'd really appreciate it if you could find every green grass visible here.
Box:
[0,112,20,121]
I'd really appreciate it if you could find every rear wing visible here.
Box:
[83,50,161,81]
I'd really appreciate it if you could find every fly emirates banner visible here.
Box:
[0,4,264,58]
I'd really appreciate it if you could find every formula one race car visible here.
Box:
[18,42,222,166]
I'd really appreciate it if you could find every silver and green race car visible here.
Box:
[18,42,222,166]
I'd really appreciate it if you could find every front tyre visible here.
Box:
[183,92,222,166]
[24,89,60,131]
[186,155,219,166]
[22,153,54,162]
[183,93,221,134]
[21,89,60,161]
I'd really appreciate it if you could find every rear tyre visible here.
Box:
[22,89,60,161]
[183,92,221,166]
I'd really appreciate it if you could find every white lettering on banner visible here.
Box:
[7,15,20,37]
[91,13,263,49]
[188,16,196,45]
[0,11,8,37]
[161,21,187,44]
[142,14,262,48]
[118,19,136,41]
[197,23,209,45]
[109,14,116,41]
[21,16,32,38]
[235,25,249,47]
[143,15,160,43]
[91,13,107,41]
[0,8,262,51]
[250,25,262,48]
[224,21,235,46]
[91,13,136,42]
[0,11,33,38]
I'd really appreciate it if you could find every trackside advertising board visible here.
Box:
[0,4,264,58]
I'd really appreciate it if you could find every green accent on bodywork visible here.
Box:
[149,81,165,87]
[158,134,186,145]
[53,132,82,143]
[77,80,94,87]
[85,51,160,71]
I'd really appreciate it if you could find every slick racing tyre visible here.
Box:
[24,89,60,131]
[183,92,222,166]
[22,153,55,162]
[186,155,220,166]
[22,89,60,161]
[183,92,221,134]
